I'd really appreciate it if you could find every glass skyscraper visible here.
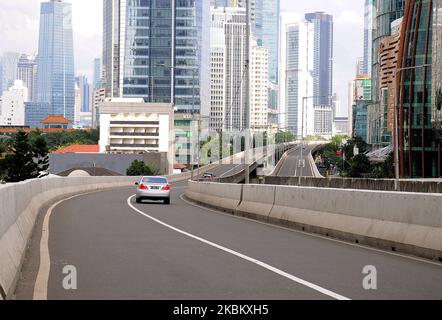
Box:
[397,0,439,178]
[93,58,102,89]
[32,0,75,124]
[305,12,334,108]
[372,0,405,103]
[259,0,279,83]
[103,0,210,115]
[363,0,374,75]
[211,0,280,84]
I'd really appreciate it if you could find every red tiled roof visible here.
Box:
[174,163,187,170]
[53,145,100,154]
[0,128,90,134]
[41,115,72,124]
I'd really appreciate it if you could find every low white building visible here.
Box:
[99,98,174,174]
[0,80,27,126]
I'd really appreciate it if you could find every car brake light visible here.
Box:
[162,184,170,191]
[139,184,148,190]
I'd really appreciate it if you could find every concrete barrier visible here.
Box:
[236,184,276,220]
[0,171,202,300]
[185,182,442,262]
[263,176,442,193]
[186,181,242,212]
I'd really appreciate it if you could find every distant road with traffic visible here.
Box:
[274,145,317,177]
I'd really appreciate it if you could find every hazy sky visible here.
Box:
[0,0,364,111]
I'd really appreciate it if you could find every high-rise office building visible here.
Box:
[0,52,20,94]
[305,12,333,108]
[258,0,280,83]
[314,105,333,135]
[372,0,405,103]
[250,40,269,131]
[17,54,37,101]
[29,0,75,126]
[102,0,120,98]
[74,82,81,123]
[397,0,439,178]
[279,14,314,138]
[378,17,402,137]
[363,0,374,75]
[348,81,355,135]
[93,58,102,89]
[211,0,279,85]
[209,8,227,132]
[102,0,210,116]
[353,75,372,143]
[0,80,27,126]
[210,7,249,131]
[356,57,365,76]
[75,76,91,113]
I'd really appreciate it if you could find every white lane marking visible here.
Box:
[33,190,114,300]
[180,194,442,268]
[126,195,350,300]
[34,194,83,299]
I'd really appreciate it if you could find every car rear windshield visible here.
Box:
[142,177,168,184]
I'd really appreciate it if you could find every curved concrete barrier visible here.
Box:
[309,145,324,178]
[186,180,242,212]
[185,182,442,262]
[236,184,276,220]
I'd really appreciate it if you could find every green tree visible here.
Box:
[0,136,11,155]
[33,136,50,177]
[3,131,39,182]
[343,137,368,159]
[347,154,372,178]
[275,131,295,144]
[126,160,158,176]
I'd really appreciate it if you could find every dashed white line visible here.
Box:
[126,195,351,300]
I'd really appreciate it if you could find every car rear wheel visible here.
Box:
[164,198,170,205]
[136,197,142,204]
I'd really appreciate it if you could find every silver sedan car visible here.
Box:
[135,176,171,204]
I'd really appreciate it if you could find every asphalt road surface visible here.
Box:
[14,180,442,300]
[275,145,317,177]
[197,164,247,179]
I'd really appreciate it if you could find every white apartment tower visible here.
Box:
[250,40,269,131]
[210,7,249,131]
[0,80,28,126]
[210,8,227,132]
[279,13,314,138]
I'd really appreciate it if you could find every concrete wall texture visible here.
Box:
[263,176,442,193]
[186,181,442,262]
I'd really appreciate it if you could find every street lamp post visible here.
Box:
[393,64,431,190]
[243,0,251,184]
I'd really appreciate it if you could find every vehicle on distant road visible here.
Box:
[135,176,171,204]
[202,172,217,180]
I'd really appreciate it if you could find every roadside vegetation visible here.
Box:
[315,135,394,178]
[0,131,49,183]
[126,160,160,176]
